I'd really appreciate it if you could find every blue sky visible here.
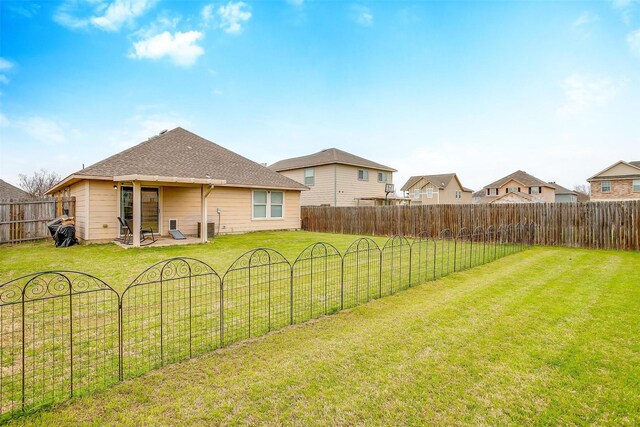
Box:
[1,0,639,192]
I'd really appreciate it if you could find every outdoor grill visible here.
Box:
[46,215,78,247]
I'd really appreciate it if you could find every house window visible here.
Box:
[304,168,314,186]
[378,172,388,183]
[529,186,540,195]
[601,181,611,193]
[455,190,461,199]
[633,180,640,192]
[507,187,520,193]
[253,190,284,219]
[426,187,433,198]
[358,169,369,181]
[487,188,498,196]
[413,189,420,199]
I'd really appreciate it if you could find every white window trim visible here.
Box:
[455,190,461,199]
[304,168,314,186]
[601,181,611,193]
[252,190,285,220]
[426,187,433,199]
[358,169,369,181]
[633,179,640,192]
[377,172,387,183]
[413,189,421,199]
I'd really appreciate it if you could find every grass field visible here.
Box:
[3,246,638,426]
[0,231,392,290]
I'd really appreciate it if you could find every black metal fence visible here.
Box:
[0,224,533,420]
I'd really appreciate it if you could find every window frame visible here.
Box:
[304,167,314,186]
[633,179,640,192]
[252,190,285,220]
[426,187,433,199]
[488,188,498,196]
[377,171,388,183]
[601,181,611,193]
[455,190,461,199]
[413,188,421,199]
[358,169,369,181]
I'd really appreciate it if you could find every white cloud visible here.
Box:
[571,11,599,35]
[352,5,373,27]
[0,58,15,71]
[107,109,192,150]
[557,74,619,116]
[217,2,252,34]
[0,58,15,86]
[54,0,156,32]
[201,4,214,24]
[130,31,205,67]
[17,117,68,145]
[628,29,640,57]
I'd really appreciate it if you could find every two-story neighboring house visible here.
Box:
[269,148,396,207]
[549,182,579,203]
[473,170,556,204]
[400,173,473,205]
[587,160,640,201]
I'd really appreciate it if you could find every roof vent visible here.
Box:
[159,129,168,135]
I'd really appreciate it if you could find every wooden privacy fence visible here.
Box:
[301,201,640,251]
[0,198,75,244]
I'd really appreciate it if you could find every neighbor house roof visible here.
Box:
[484,170,554,189]
[269,148,396,172]
[548,182,578,196]
[0,179,32,200]
[48,127,307,194]
[587,160,640,181]
[400,173,472,193]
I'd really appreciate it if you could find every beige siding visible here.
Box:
[498,179,555,203]
[405,177,472,205]
[163,186,201,236]
[279,164,392,207]
[596,162,640,178]
[280,165,336,206]
[88,181,119,240]
[207,187,301,234]
[69,182,88,240]
[335,164,392,207]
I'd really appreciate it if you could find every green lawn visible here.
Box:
[0,231,391,291]
[3,246,638,426]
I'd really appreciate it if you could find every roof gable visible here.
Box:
[484,170,553,189]
[588,160,640,181]
[400,173,464,192]
[269,148,396,172]
[51,128,306,192]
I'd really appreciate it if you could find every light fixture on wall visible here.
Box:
[113,184,118,190]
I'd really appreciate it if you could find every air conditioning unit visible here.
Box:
[169,219,178,231]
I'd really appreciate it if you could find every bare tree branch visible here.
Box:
[18,169,62,198]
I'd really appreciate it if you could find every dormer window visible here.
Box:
[506,187,520,193]
[529,186,541,195]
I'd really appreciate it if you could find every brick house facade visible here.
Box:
[587,161,640,201]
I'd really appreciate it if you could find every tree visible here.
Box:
[18,169,62,198]
[573,184,590,202]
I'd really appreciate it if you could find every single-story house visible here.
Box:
[47,127,307,246]
[400,173,473,205]
[587,160,640,201]
[269,148,397,207]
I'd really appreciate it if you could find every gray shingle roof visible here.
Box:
[64,127,306,190]
[0,179,32,200]
[400,173,473,193]
[268,148,396,172]
[484,170,553,189]
[630,161,640,168]
[548,182,577,196]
